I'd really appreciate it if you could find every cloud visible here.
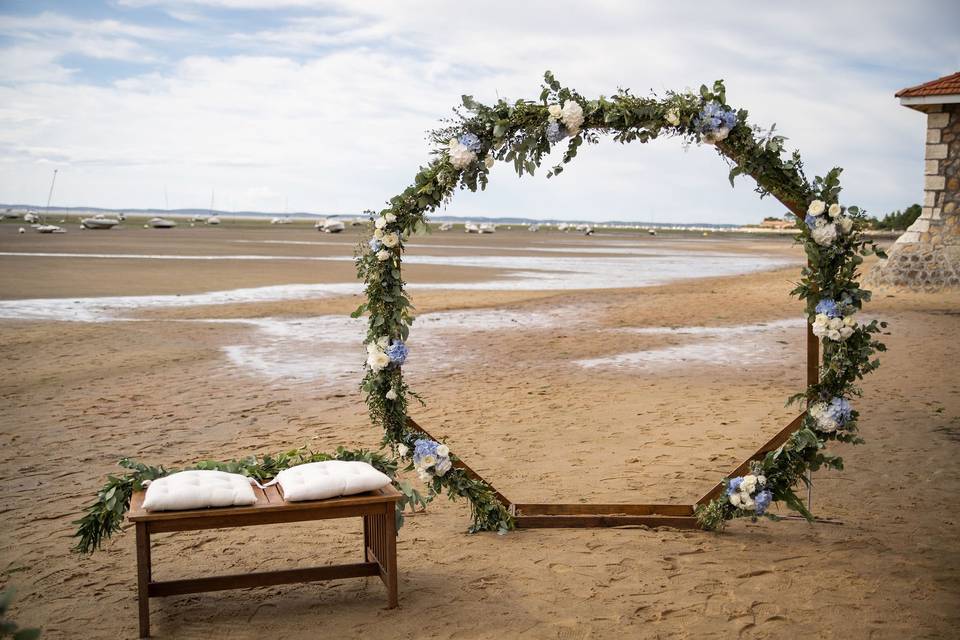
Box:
[0,1,958,221]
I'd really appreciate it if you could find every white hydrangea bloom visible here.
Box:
[448,138,477,169]
[811,222,838,246]
[366,348,390,372]
[560,100,584,134]
[702,127,730,144]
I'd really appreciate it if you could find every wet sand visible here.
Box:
[0,222,958,638]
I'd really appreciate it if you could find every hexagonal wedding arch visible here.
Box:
[357,73,886,533]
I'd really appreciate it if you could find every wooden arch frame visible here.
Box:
[405,144,819,529]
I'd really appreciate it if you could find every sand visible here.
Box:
[0,222,958,639]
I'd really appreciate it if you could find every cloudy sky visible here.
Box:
[1,1,958,223]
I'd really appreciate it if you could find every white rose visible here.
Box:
[843,316,857,327]
[376,249,390,262]
[366,349,390,372]
[665,109,680,126]
[373,228,384,240]
[741,475,757,493]
[420,454,436,468]
[702,127,730,144]
[757,475,767,487]
[827,329,842,341]
[374,216,388,230]
[829,317,843,330]
[381,232,399,248]
[548,104,563,119]
[837,216,853,234]
[484,155,495,169]
[740,495,756,510]
[808,200,826,216]
[385,213,397,223]
[839,326,854,340]
[396,443,408,457]
[435,457,452,476]
[436,444,449,458]
[811,222,837,246]
[828,203,842,218]
[560,100,584,134]
[729,493,742,507]
[385,388,397,401]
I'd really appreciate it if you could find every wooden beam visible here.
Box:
[515,514,699,529]
[696,412,807,506]
[148,563,381,597]
[515,503,693,517]
[406,417,513,508]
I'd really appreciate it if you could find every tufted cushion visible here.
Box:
[142,470,257,512]
[275,461,391,502]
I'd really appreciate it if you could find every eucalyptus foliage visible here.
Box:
[357,72,885,532]
[72,447,428,554]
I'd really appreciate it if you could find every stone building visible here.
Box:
[867,71,960,290]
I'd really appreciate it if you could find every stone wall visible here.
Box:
[867,103,960,291]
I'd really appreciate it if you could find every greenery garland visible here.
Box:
[356,72,886,532]
[73,447,429,554]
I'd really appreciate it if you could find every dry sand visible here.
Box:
[0,222,958,638]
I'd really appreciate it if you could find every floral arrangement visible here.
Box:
[353,71,886,534]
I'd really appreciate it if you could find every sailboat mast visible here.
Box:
[44,169,58,223]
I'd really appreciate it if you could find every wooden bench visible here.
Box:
[128,484,402,638]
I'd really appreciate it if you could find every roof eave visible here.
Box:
[899,94,960,111]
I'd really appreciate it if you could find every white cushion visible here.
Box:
[142,470,257,512]
[275,461,391,502]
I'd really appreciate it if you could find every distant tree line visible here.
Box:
[868,204,921,231]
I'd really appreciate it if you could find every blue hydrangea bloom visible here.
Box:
[804,214,819,228]
[827,397,853,425]
[755,489,773,515]
[815,298,841,318]
[459,133,482,153]
[386,340,408,365]
[726,477,743,496]
[546,121,565,144]
[368,238,382,252]
[696,102,737,134]
[413,438,438,466]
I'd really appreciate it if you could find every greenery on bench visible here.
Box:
[73,447,428,554]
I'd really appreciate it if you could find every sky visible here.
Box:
[0,1,958,224]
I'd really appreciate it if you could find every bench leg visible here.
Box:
[362,512,371,563]
[136,522,151,638]
[381,504,398,608]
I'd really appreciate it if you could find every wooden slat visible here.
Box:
[406,417,512,507]
[515,515,699,529]
[147,563,380,597]
[696,412,807,506]
[514,503,693,516]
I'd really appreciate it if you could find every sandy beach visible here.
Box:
[1,222,958,639]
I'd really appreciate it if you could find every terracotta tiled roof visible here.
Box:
[896,71,960,98]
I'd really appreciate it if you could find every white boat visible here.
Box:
[2,209,19,219]
[464,222,480,233]
[439,222,453,231]
[23,212,39,224]
[81,215,121,230]
[206,216,221,225]
[148,217,177,229]
[270,216,292,225]
[648,228,657,236]
[528,224,540,232]
[36,224,65,234]
[316,219,345,233]
[478,223,496,234]
[190,215,207,223]
[557,222,570,232]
